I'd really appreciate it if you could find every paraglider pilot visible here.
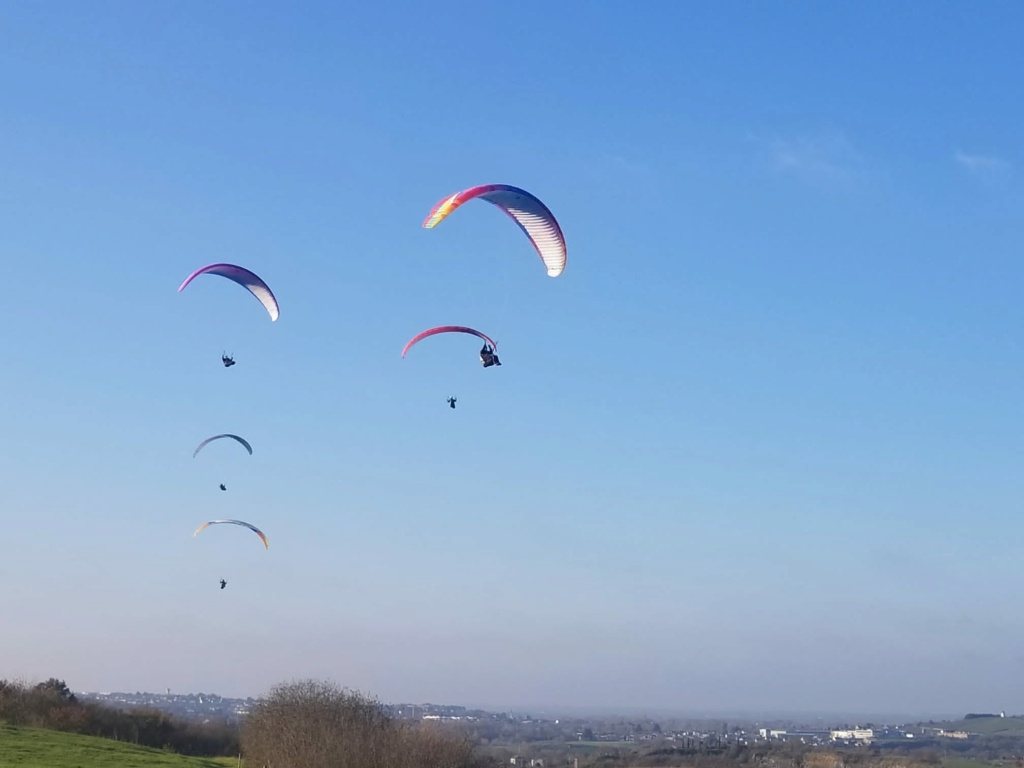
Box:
[447,396,457,409]
[480,343,501,368]
[219,579,227,590]
[222,353,236,368]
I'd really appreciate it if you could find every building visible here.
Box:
[831,729,874,743]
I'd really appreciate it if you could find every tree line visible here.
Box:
[0,677,239,756]
[0,676,494,766]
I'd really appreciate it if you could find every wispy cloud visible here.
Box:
[750,129,866,188]
[954,150,1009,173]
[773,134,863,179]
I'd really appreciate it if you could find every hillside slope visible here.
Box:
[0,724,238,767]
[925,716,1024,737]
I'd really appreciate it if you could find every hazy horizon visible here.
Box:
[78,684,973,726]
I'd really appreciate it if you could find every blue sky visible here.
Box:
[2,1,1024,717]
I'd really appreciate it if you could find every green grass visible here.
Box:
[0,724,240,767]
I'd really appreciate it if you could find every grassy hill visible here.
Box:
[926,716,1024,737]
[0,724,239,767]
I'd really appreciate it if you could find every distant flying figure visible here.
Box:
[222,353,236,368]
[219,483,227,491]
[480,343,501,368]
[447,396,457,409]
[219,579,227,590]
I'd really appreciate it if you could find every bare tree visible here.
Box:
[242,678,490,768]
[400,721,482,768]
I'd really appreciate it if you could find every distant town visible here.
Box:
[80,690,256,722]
[76,690,1012,750]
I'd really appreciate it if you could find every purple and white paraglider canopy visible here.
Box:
[178,263,279,322]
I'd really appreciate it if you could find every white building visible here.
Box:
[831,729,874,742]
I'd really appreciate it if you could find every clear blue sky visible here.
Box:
[2,1,1023,717]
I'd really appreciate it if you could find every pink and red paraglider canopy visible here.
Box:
[401,325,497,359]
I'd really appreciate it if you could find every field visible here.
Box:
[929,716,1024,737]
[0,724,239,767]
[566,740,631,749]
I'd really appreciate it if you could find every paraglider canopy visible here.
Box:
[423,184,566,277]
[178,263,280,322]
[401,325,499,360]
[193,519,269,549]
[193,434,253,459]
